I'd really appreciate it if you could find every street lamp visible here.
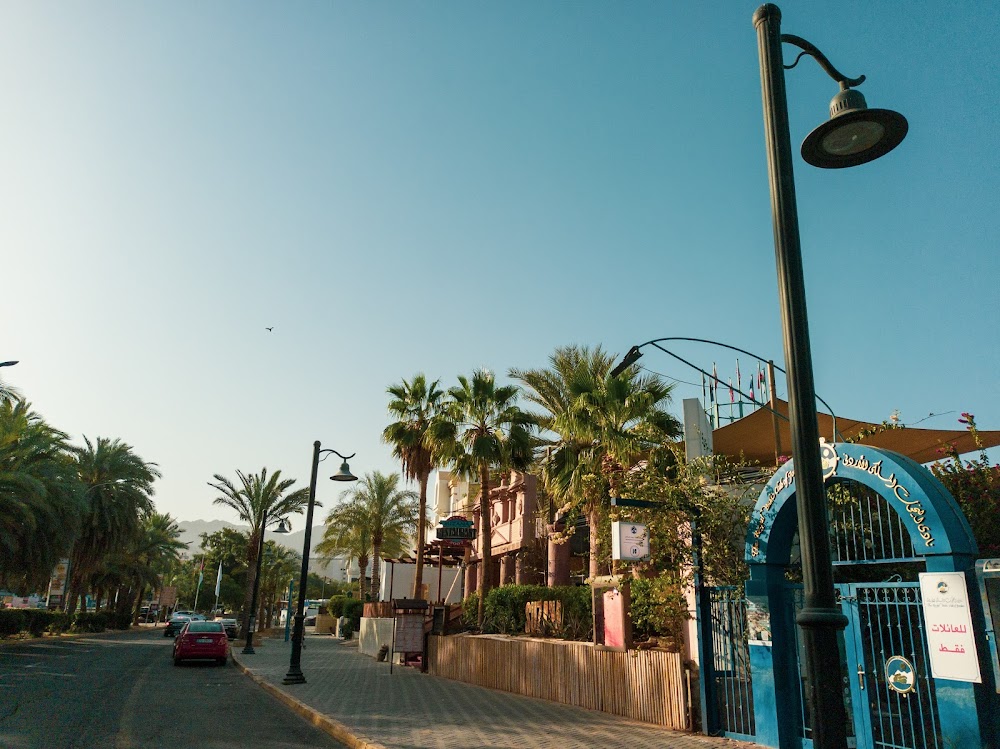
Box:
[0,361,17,367]
[753,5,906,749]
[283,441,357,685]
[242,516,289,655]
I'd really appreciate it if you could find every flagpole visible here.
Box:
[193,557,204,612]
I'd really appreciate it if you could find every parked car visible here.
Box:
[215,618,238,639]
[164,613,203,637]
[172,621,229,666]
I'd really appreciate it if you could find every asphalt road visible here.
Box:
[0,629,347,749]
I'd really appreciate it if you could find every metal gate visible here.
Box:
[841,583,942,749]
[704,586,755,739]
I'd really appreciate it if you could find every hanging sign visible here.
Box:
[435,515,475,542]
[611,521,650,562]
[919,571,982,683]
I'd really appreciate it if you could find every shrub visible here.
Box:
[71,612,109,633]
[630,575,689,649]
[465,585,593,640]
[0,609,73,638]
[328,595,365,630]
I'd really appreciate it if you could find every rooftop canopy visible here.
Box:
[709,398,1000,466]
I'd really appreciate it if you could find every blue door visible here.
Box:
[839,583,943,749]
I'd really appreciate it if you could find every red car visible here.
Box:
[173,620,229,666]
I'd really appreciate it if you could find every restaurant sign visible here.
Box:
[436,515,475,541]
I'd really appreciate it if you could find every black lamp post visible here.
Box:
[753,5,906,748]
[283,441,357,685]
[242,516,289,655]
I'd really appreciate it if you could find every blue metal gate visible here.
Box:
[703,586,755,739]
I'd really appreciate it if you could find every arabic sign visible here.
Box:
[611,521,649,562]
[885,655,916,694]
[919,572,981,683]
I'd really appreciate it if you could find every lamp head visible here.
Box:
[275,518,291,534]
[802,87,907,169]
[330,461,358,482]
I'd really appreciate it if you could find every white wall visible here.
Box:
[359,617,395,658]
[378,560,463,603]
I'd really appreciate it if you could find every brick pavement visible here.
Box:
[233,633,764,749]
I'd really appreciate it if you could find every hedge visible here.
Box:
[0,608,134,638]
[463,584,593,640]
[326,595,364,629]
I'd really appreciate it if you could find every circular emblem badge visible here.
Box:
[819,439,840,480]
[885,655,915,694]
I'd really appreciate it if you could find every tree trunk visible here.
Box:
[357,555,369,601]
[588,506,601,580]
[242,529,261,636]
[370,539,382,601]
[412,471,430,599]
[477,465,492,628]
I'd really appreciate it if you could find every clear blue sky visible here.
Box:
[3,2,997,522]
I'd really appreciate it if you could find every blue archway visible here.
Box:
[736,442,992,749]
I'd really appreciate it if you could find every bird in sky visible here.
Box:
[265,327,273,332]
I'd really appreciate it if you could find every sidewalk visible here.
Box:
[232,633,763,749]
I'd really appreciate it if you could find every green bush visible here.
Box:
[464,585,593,640]
[630,575,689,648]
[327,596,365,630]
[71,612,109,633]
[0,609,73,637]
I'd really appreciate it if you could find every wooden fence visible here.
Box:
[427,634,688,729]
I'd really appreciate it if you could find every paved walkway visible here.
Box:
[232,633,763,749]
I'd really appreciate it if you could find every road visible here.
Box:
[0,628,347,749]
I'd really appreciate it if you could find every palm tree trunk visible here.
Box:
[242,530,261,633]
[477,465,492,628]
[588,505,601,580]
[370,539,382,601]
[412,471,429,599]
[357,556,369,600]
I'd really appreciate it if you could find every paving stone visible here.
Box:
[233,634,763,749]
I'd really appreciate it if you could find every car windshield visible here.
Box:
[186,622,224,633]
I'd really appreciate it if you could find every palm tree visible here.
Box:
[67,437,161,614]
[428,370,534,627]
[324,472,418,601]
[257,541,299,627]
[316,510,373,600]
[383,374,444,600]
[207,468,309,632]
[512,345,681,578]
[0,400,85,593]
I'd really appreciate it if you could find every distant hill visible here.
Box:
[176,519,351,578]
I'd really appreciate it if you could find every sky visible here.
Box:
[3,1,998,524]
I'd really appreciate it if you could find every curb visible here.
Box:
[232,652,388,749]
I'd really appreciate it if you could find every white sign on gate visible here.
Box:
[919,571,981,683]
[611,521,649,562]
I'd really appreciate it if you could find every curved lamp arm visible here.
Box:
[318,448,356,463]
[781,34,865,89]
[614,336,843,441]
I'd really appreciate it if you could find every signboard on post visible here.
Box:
[158,586,177,609]
[919,571,982,683]
[46,559,70,609]
[435,516,475,542]
[611,521,650,562]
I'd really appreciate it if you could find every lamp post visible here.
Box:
[283,441,357,685]
[242,516,289,655]
[752,5,906,748]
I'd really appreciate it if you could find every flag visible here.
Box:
[749,377,755,402]
[736,359,741,396]
[729,379,734,402]
[712,362,718,395]
[701,372,706,402]
[197,557,204,588]
[214,562,223,597]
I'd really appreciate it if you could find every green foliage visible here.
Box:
[931,414,1000,557]
[630,575,689,649]
[0,400,86,592]
[466,585,593,640]
[326,595,364,628]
